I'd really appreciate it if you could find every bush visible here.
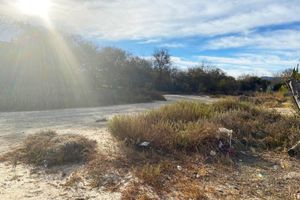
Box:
[4,130,96,166]
[109,99,300,154]
[237,92,289,108]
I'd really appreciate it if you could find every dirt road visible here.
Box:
[0,95,216,152]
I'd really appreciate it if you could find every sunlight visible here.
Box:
[16,0,51,18]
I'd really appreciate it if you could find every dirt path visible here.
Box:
[0,95,216,152]
[0,95,216,200]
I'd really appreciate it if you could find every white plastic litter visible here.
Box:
[218,127,233,147]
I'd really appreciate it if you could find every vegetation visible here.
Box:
[109,98,300,154]
[2,130,96,166]
[0,25,284,111]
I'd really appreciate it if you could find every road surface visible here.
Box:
[0,95,216,151]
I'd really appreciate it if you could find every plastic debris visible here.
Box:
[177,165,182,171]
[218,141,224,149]
[43,160,48,168]
[139,141,150,147]
[288,141,300,157]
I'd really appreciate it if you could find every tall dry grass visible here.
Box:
[109,98,300,154]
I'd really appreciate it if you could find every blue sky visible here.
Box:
[1,0,300,77]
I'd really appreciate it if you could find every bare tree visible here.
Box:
[152,49,172,90]
[153,48,171,71]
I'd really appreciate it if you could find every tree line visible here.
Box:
[0,25,280,111]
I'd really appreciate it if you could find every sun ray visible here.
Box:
[16,0,51,19]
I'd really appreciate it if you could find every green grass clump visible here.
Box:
[109,99,300,154]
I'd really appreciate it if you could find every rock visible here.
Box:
[250,147,256,154]
[218,127,233,148]
[218,128,233,135]
[273,165,279,171]
[257,173,264,180]
[101,173,120,186]
[280,160,289,169]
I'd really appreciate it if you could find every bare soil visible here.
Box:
[0,96,299,199]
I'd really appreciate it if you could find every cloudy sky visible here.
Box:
[1,0,300,77]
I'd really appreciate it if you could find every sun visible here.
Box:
[16,0,51,18]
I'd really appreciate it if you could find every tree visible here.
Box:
[152,49,172,91]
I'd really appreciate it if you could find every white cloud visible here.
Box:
[171,56,199,68]
[138,39,161,44]
[159,43,185,48]
[1,0,300,40]
[195,54,298,77]
[1,0,299,77]
[204,29,300,50]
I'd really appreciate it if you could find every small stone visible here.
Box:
[210,150,216,156]
[257,173,263,179]
[250,147,256,154]
[273,165,279,170]
[280,160,289,169]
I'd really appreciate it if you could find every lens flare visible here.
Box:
[16,0,51,18]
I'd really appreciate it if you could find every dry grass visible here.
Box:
[93,93,300,198]
[238,92,290,108]
[1,130,96,166]
[175,182,208,200]
[134,161,173,187]
[109,97,300,155]
[121,182,156,200]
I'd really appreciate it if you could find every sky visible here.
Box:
[0,0,300,77]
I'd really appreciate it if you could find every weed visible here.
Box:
[2,130,96,166]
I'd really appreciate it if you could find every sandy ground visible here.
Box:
[1,95,299,199]
[0,128,123,200]
[0,95,216,200]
